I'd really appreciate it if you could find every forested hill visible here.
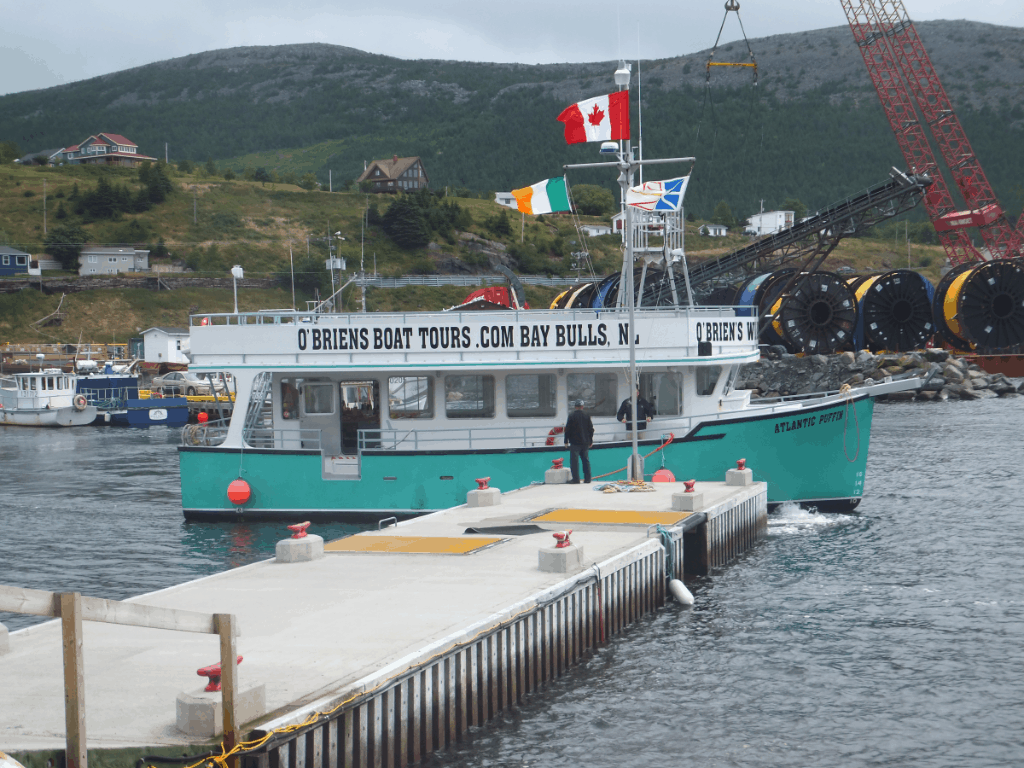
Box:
[2,20,1023,221]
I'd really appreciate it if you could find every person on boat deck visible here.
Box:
[617,388,655,439]
[563,399,594,484]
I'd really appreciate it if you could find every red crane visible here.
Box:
[840,0,1022,264]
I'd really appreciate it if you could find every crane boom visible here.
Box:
[867,0,1021,259]
[840,0,981,265]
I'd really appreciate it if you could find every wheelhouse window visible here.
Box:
[389,376,434,419]
[640,372,681,416]
[695,366,722,397]
[445,375,495,419]
[567,373,617,416]
[506,374,557,418]
[302,382,335,414]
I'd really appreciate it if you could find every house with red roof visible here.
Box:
[59,133,157,167]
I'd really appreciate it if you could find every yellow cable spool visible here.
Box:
[854,275,880,304]
[550,289,570,310]
[769,296,785,338]
[565,283,593,308]
[942,268,974,339]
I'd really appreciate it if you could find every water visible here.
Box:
[3,401,1024,766]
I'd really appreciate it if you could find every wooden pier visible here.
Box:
[0,476,767,767]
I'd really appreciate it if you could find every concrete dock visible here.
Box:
[0,477,766,764]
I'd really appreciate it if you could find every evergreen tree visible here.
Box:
[382,196,429,249]
[55,201,67,220]
[44,224,87,271]
[205,157,218,176]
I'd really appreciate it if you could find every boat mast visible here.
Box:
[564,62,694,481]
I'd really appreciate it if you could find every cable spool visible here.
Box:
[565,282,598,309]
[590,273,621,309]
[933,259,1024,351]
[749,269,797,350]
[550,289,572,309]
[776,270,858,354]
[854,270,936,352]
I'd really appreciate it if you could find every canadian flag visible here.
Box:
[557,91,630,145]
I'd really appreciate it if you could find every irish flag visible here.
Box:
[557,91,630,145]
[511,177,571,215]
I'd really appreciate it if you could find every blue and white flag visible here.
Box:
[626,175,690,212]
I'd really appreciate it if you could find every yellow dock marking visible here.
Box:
[324,535,504,554]
[533,509,692,525]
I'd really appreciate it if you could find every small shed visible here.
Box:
[141,327,190,366]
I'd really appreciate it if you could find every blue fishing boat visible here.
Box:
[76,363,188,427]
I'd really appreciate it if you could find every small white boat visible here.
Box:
[0,368,98,427]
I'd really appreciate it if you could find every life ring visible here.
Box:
[545,426,564,446]
[72,394,88,411]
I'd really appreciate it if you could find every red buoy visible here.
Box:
[652,469,675,483]
[227,479,251,506]
[197,411,209,424]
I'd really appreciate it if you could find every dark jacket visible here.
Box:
[617,396,655,429]
[564,409,594,446]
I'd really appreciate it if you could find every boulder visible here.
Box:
[921,376,946,391]
[917,390,937,401]
[959,388,981,400]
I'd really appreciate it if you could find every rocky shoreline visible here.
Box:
[738,347,1023,402]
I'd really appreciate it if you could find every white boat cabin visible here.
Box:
[186,306,761,477]
[0,369,77,411]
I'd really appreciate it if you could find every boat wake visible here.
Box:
[768,501,855,535]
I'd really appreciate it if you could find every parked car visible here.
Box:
[152,371,226,396]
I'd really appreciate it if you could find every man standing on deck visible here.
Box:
[618,387,655,439]
[564,399,594,484]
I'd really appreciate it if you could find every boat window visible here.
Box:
[567,373,617,416]
[445,375,495,419]
[696,366,722,397]
[30,377,37,391]
[640,372,681,416]
[506,374,557,418]
[389,376,434,419]
[47,376,55,390]
[302,382,335,415]
[280,379,300,420]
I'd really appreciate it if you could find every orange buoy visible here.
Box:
[227,479,251,506]
[652,469,676,483]
[197,411,209,424]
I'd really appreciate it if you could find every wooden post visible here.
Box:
[217,614,239,768]
[60,592,87,768]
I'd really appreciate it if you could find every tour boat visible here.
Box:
[176,306,916,520]
[0,368,97,427]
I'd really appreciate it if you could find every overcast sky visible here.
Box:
[1,0,1021,96]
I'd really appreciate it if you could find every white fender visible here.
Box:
[668,578,694,606]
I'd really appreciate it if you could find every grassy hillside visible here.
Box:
[1,21,1022,224]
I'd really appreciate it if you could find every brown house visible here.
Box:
[356,155,428,193]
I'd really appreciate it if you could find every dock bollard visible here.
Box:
[726,458,754,486]
[539,530,585,573]
[176,656,267,738]
[672,479,704,512]
[545,457,571,485]
[275,521,324,563]
[467,477,502,507]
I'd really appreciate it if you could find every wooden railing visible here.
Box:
[0,585,242,768]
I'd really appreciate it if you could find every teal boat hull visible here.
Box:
[178,395,874,521]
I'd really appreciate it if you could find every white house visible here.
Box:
[581,224,612,237]
[699,224,729,237]
[745,210,794,236]
[141,327,190,365]
[79,246,150,276]
[494,192,518,210]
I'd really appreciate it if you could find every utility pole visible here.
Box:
[360,202,367,313]
[43,180,47,234]
[165,143,168,164]
[193,186,197,224]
